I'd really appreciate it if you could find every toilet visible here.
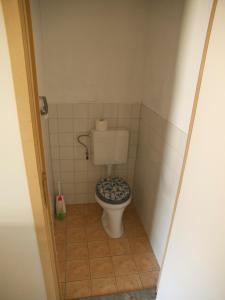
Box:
[91,129,132,238]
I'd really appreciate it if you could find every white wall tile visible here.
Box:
[64,194,75,204]
[74,171,88,183]
[52,159,60,173]
[74,160,88,172]
[51,147,59,159]
[74,182,88,195]
[88,194,96,203]
[60,159,74,172]
[118,104,131,118]
[74,146,86,160]
[130,132,138,145]
[131,103,141,118]
[130,118,140,132]
[62,183,74,194]
[103,103,118,118]
[115,163,128,172]
[107,118,118,128]
[88,103,103,118]
[48,104,58,118]
[128,159,136,170]
[73,194,89,204]
[50,133,58,146]
[117,118,130,129]
[128,144,137,159]
[134,104,187,266]
[58,119,73,133]
[60,172,74,183]
[59,146,74,159]
[58,104,73,118]
[73,118,88,132]
[88,118,96,131]
[58,133,74,146]
[53,171,60,183]
[88,182,96,194]
[88,171,102,183]
[49,119,58,133]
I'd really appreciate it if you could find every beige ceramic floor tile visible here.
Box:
[67,215,85,227]
[125,223,147,239]
[125,202,136,213]
[88,240,110,258]
[90,257,114,279]
[116,274,142,292]
[67,242,88,260]
[65,280,91,299]
[112,255,137,276]
[55,242,66,262]
[139,271,159,288]
[109,238,131,256]
[55,230,66,244]
[84,213,101,226]
[91,277,117,296]
[66,226,86,243]
[67,204,85,216]
[58,261,66,283]
[60,283,65,298]
[84,203,102,216]
[129,237,152,254]
[66,259,90,282]
[133,253,159,272]
[86,222,108,241]
[123,211,140,225]
[54,219,66,231]
[59,203,160,297]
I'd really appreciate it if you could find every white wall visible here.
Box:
[143,0,212,133]
[142,0,185,126]
[0,4,47,299]
[134,0,213,265]
[39,0,147,104]
[157,1,225,299]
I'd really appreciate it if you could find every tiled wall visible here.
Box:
[133,104,187,265]
[48,102,141,204]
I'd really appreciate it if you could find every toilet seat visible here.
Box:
[96,176,131,205]
[95,177,131,238]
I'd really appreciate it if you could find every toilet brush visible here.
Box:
[56,181,66,220]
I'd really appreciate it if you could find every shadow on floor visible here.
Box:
[76,288,157,300]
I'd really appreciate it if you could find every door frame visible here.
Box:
[2,0,61,299]
[1,0,218,298]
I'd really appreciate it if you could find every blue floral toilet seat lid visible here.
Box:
[96,177,131,204]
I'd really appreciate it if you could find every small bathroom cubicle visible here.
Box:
[29,0,213,299]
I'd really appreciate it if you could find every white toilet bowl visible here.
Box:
[95,176,131,238]
[96,194,131,238]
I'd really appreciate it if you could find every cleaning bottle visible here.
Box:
[56,181,66,220]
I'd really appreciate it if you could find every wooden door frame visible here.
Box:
[1,0,61,299]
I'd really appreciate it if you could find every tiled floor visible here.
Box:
[54,203,160,299]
